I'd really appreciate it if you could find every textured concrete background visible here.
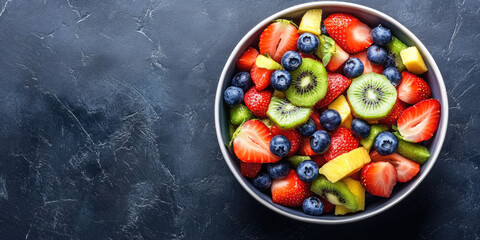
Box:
[0,0,478,239]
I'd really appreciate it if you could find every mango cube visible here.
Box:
[298,9,322,35]
[335,178,365,215]
[328,95,352,129]
[400,46,428,75]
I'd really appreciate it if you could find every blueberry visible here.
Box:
[382,67,402,87]
[266,160,290,179]
[223,86,244,105]
[269,135,291,158]
[374,131,398,156]
[297,160,319,182]
[351,119,371,138]
[343,58,364,79]
[231,72,252,91]
[270,70,292,91]
[384,55,396,68]
[281,51,303,71]
[296,118,316,136]
[321,22,328,36]
[302,196,324,216]
[371,25,392,46]
[367,45,388,65]
[320,109,341,131]
[310,130,331,154]
[297,33,319,54]
[252,173,272,191]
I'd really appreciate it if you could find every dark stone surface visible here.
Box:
[0,0,478,239]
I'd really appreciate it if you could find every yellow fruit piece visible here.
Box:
[298,9,322,35]
[318,147,371,183]
[255,54,282,70]
[328,95,352,129]
[400,46,428,75]
[335,178,365,215]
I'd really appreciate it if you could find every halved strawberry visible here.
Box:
[315,73,351,109]
[259,20,299,62]
[378,99,407,127]
[271,125,302,156]
[397,99,441,143]
[250,64,273,91]
[298,136,319,156]
[233,120,281,163]
[370,150,420,182]
[326,43,349,72]
[397,71,432,104]
[323,127,359,161]
[310,111,323,130]
[350,50,384,74]
[298,51,318,61]
[271,170,313,207]
[240,162,262,178]
[324,13,373,54]
[236,47,259,72]
[243,87,272,118]
[360,161,397,197]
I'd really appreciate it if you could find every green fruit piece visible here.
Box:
[267,97,312,129]
[286,155,311,168]
[360,125,389,151]
[228,124,235,141]
[315,35,336,66]
[311,175,358,210]
[258,118,274,128]
[230,104,253,125]
[285,58,328,107]
[255,54,283,70]
[396,139,431,164]
[386,36,407,71]
[347,73,397,120]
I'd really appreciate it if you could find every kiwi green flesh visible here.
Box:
[386,36,407,71]
[347,73,397,119]
[267,97,312,129]
[311,176,358,210]
[360,125,389,151]
[286,155,311,168]
[396,138,431,164]
[230,104,253,125]
[285,58,328,107]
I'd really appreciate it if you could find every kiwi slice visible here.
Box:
[347,73,397,120]
[267,97,312,129]
[360,124,389,151]
[396,138,431,164]
[286,155,311,168]
[311,175,358,210]
[230,104,253,125]
[285,58,328,107]
[386,36,407,71]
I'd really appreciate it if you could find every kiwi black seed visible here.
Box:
[266,97,312,129]
[347,73,397,120]
[285,58,328,107]
[310,175,358,210]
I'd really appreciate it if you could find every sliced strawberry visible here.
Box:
[319,196,335,213]
[315,73,351,109]
[259,20,299,62]
[378,99,407,127]
[397,99,441,143]
[240,162,262,178]
[324,13,372,54]
[323,127,359,161]
[326,43,349,71]
[236,47,259,72]
[311,155,327,167]
[370,151,420,182]
[310,111,323,130]
[243,87,272,118]
[397,71,432,105]
[271,125,302,156]
[233,120,281,163]
[298,136,319,156]
[271,170,313,207]
[298,51,318,61]
[350,50,384,74]
[250,64,273,91]
[360,161,397,197]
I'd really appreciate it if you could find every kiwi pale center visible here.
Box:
[322,190,345,204]
[277,101,300,115]
[295,71,317,94]
[362,85,384,105]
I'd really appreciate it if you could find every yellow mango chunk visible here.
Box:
[298,9,322,35]
[335,178,365,215]
[328,95,352,129]
[318,147,371,183]
[400,47,428,75]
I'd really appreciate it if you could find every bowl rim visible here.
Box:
[214,1,449,224]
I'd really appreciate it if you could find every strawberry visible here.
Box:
[310,111,323,130]
[378,99,407,127]
[259,20,299,62]
[360,161,397,197]
[315,73,351,109]
[271,170,313,207]
[350,50,384,74]
[243,87,272,118]
[397,99,441,143]
[250,64,274,91]
[311,155,327,167]
[323,13,373,54]
[240,162,262,178]
[319,196,335,213]
[397,71,432,104]
[370,151,420,182]
[233,120,281,163]
[349,171,361,181]
[271,125,302,156]
[236,47,259,72]
[326,43,349,72]
[323,127,359,161]
[298,51,318,61]
[298,136,319,156]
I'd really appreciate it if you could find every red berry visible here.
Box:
[250,64,273,91]
[271,125,302,156]
[397,99,441,143]
[323,127,359,161]
[236,47,259,72]
[378,99,407,127]
[350,50,384,74]
[324,13,373,54]
[240,162,262,178]
[259,20,299,62]
[298,136,319,156]
[271,170,313,207]
[360,161,397,197]
[370,151,420,182]
[233,120,281,163]
[243,87,272,118]
[315,73,351,109]
[397,71,432,105]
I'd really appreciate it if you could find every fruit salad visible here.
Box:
[223,9,441,216]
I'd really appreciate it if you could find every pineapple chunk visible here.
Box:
[255,54,282,70]
[328,95,352,129]
[298,9,322,35]
[335,178,365,215]
[318,147,371,183]
[400,46,428,75]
